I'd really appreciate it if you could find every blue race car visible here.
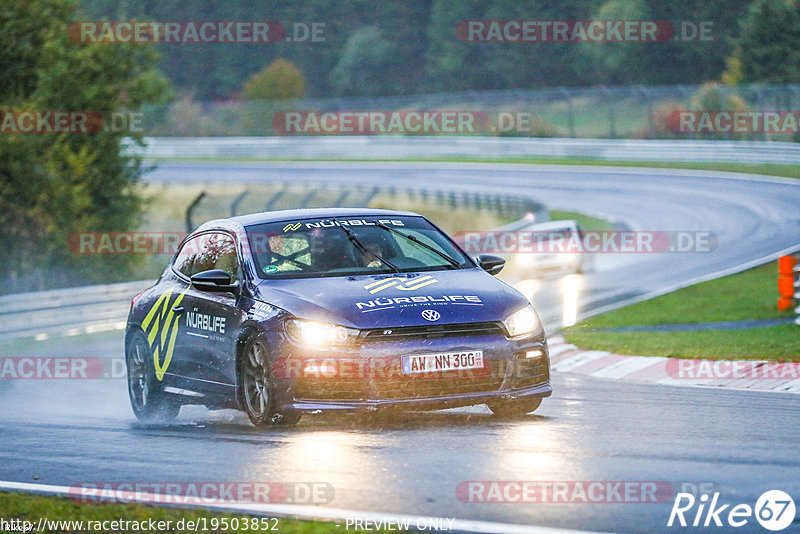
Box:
[125,208,551,425]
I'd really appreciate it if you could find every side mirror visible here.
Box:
[191,269,240,294]
[477,254,505,276]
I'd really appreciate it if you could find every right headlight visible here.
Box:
[502,304,541,338]
[285,319,359,347]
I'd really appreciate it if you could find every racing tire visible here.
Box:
[239,336,301,427]
[125,331,181,421]
[487,397,542,418]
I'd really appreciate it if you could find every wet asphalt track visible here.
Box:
[1,162,799,533]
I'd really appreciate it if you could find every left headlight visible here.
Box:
[285,319,360,347]
[502,305,541,338]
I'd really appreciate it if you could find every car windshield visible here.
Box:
[245,215,473,279]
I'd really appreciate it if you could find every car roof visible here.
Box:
[196,207,422,233]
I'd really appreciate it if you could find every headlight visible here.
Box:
[502,305,541,338]
[285,319,359,347]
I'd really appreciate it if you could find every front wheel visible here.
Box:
[126,331,180,421]
[239,337,300,427]
[487,397,542,418]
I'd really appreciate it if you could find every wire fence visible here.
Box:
[141,84,800,141]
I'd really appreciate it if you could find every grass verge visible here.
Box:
[0,492,410,534]
[566,325,798,361]
[564,261,800,361]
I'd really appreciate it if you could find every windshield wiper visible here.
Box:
[374,221,461,269]
[332,219,400,273]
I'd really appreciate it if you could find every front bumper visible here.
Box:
[286,381,552,412]
[265,329,551,413]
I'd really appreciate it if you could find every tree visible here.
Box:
[74,0,756,97]
[424,0,603,92]
[242,59,306,100]
[731,0,800,84]
[575,0,752,86]
[330,26,394,97]
[577,0,652,85]
[0,0,170,292]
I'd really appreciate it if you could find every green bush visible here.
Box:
[242,59,306,101]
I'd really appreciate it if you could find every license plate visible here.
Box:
[402,351,484,375]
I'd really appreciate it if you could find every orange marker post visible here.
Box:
[778,255,799,311]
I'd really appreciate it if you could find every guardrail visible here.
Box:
[132,137,800,165]
[0,280,151,342]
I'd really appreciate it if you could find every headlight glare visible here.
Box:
[286,319,358,347]
[502,305,540,338]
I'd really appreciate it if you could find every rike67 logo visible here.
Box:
[668,490,796,531]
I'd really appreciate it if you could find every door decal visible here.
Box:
[141,288,188,381]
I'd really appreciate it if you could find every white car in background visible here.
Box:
[513,220,591,277]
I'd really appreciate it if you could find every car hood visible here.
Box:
[253,268,528,329]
